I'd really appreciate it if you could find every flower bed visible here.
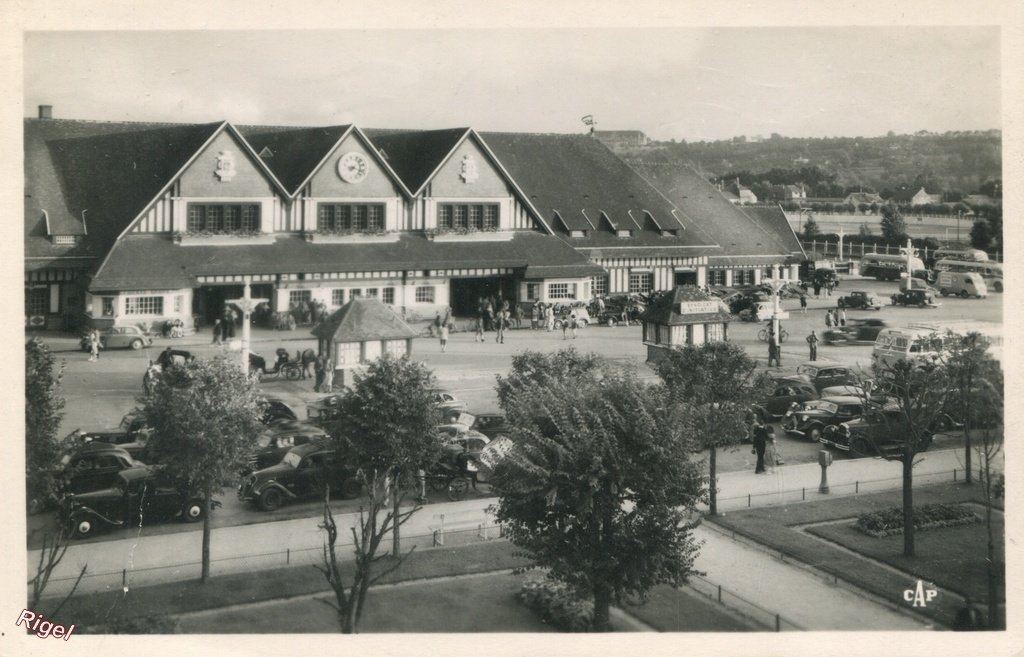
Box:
[518,576,594,632]
[855,503,980,537]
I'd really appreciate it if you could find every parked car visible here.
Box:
[794,364,859,393]
[820,409,933,456]
[556,307,591,329]
[258,395,299,425]
[76,411,152,460]
[455,412,513,440]
[436,424,491,452]
[80,325,154,351]
[246,421,329,473]
[836,290,881,310]
[429,388,468,422]
[757,378,819,418]
[783,396,885,442]
[306,393,345,425]
[891,289,939,308]
[596,295,645,326]
[59,444,145,495]
[238,443,361,511]
[822,318,889,346]
[62,466,209,538]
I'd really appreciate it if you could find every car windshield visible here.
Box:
[804,400,838,414]
[282,452,302,468]
[796,365,819,377]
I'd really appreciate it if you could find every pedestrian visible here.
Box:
[484,299,494,332]
[211,319,222,345]
[313,355,325,392]
[751,415,769,474]
[826,280,834,297]
[531,303,540,330]
[767,431,785,470]
[799,293,807,314]
[953,597,984,631]
[439,321,450,352]
[513,304,524,329]
[621,304,630,326]
[767,340,781,368]
[839,308,847,327]
[286,313,297,331]
[495,311,506,344]
[813,282,821,299]
[825,310,834,329]
[143,360,160,396]
[569,310,578,339]
[474,315,484,342]
[545,305,555,332]
[322,357,334,393]
[807,330,819,361]
[430,312,441,338]
[596,295,606,315]
[86,329,101,362]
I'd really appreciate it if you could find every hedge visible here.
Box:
[855,503,980,537]
[518,576,594,632]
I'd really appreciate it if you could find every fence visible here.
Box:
[687,572,804,631]
[800,241,1001,263]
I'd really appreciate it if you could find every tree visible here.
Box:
[28,528,87,619]
[317,475,420,633]
[654,342,773,515]
[26,338,66,512]
[970,219,993,250]
[971,363,1004,628]
[142,356,264,582]
[325,354,442,556]
[495,347,604,410]
[944,332,992,484]
[492,355,705,631]
[880,204,908,244]
[869,355,953,557]
[801,215,822,241]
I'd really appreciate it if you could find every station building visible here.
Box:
[24,108,804,331]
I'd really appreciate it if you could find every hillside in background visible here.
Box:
[613,130,1001,197]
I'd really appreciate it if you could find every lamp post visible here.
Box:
[226,276,269,375]
[898,239,917,291]
[762,278,789,365]
[957,209,961,243]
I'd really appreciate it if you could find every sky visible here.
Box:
[22,27,1002,142]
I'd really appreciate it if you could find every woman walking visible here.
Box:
[439,321,450,352]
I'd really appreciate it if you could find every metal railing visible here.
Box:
[686,572,804,631]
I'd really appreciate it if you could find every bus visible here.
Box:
[933,259,1003,293]
[932,248,988,263]
[858,253,930,282]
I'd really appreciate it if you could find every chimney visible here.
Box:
[38,105,53,119]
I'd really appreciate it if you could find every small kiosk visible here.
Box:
[641,286,736,364]
[312,297,418,387]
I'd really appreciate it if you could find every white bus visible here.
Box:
[858,253,929,282]
[932,248,988,263]
[872,324,950,372]
[933,259,1003,293]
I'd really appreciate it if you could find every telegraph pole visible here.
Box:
[226,276,269,375]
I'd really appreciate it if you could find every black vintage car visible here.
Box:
[245,420,329,473]
[59,444,145,495]
[76,411,152,460]
[783,396,883,442]
[891,289,939,308]
[258,395,300,425]
[62,466,208,539]
[822,318,889,346]
[820,409,934,456]
[238,443,361,511]
[757,378,819,418]
[835,290,881,310]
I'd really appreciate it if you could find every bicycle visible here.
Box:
[758,327,789,343]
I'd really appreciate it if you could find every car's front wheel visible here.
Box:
[130,338,144,350]
[70,516,94,539]
[339,477,362,500]
[808,425,823,442]
[849,437,871,457]
[258,488,284,512]
[182,500,204,522]
[606,317,616,327]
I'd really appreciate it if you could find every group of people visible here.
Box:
[531,302,558,331]
[312,354,336,392]
[750,411,784,474]
[824,307,846,329]
[811,278,836,298]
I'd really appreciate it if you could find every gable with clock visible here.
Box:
[337,152,369,183]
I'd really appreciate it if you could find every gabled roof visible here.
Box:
[25,118,223,261]
[739,205,806,258]
[238,124,352,194]
[361,127,470,194]
[626,159,797,261]
[312,297,418,343]
[479,132,713,251]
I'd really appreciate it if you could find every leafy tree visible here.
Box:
[944,333,986,484]
[970,219,993,250]
[802,215,822,241]
[325,355,442,556]
[654,342,773,515]
[869,355,953,556]
[142,356,264,581]
[26,338,66,512]
[491,360,704,631]
[880,204,908,244]
[495,348,604,410]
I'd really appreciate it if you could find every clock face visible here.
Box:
[337,152,369,183]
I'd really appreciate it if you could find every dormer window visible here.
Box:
[660,229,679,237]
[616,229,633,238]
[51,235,79,245]
[569,230,587,238]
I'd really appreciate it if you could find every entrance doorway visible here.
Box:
[193,285,243,326]
[674,270,698,286]
[449,277,516,316]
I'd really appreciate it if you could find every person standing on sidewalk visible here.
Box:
[806,330,819,361]
[825,309,834,329]
[439,321,450,352]
[752,417,769,474]
[799,293,807,314]
[212,319,222,345]
[495,312,506,344]
[474,315,484,342]
[839,307,847,327]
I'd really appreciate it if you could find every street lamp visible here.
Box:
[761,278,790,365]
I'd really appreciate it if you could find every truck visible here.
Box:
[936,271,987,299]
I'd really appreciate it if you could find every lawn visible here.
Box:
[806,508,1004,602]
[710,483,1004,629]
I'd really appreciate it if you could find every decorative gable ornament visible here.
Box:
[215,150,237,181]
[459,154,479,184]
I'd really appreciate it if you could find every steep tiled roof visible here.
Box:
[479,132,714,251]
[25,118,222,262]
[739,206,806,257]
[362,128,469,193]
[238,124,351,193]
[89,232,602,291]
[312,297,418,343]
[626,159,799,262]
